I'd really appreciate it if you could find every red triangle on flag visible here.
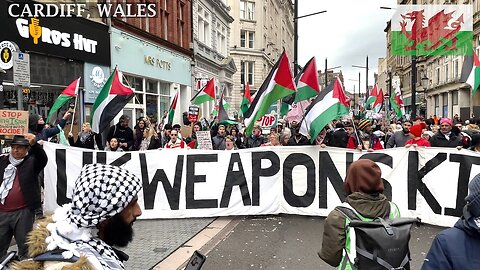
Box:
[110,70,134,96]
[273,52,296,92]
[332,77,350,107]
[245,84,252,103]
[373,88,384,108]
[61,77,80,97]
[299,57,320,92]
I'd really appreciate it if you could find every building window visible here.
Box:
[241,61,254,86]
[217,24,227,55]
[240,0,255,20]
[198,6,211,46]
[453,59,459,79]
[445,65,449,82]
[159,82,170,120]
[442,93,448,117]
[452,90,459,105]
[436,67,440,84]
[434,95,439,116]
[177,1,184,46]
[240,30,254,48]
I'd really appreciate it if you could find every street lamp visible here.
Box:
[352,56,369,100]
[324,58,341,88]
[349,73,361,115]
[293,0,326,76]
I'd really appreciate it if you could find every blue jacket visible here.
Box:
[422,207,480,270]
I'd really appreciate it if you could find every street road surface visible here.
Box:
[202,215,445,270]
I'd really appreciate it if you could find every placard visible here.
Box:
[0,110,29,135]
[195,130,213,150]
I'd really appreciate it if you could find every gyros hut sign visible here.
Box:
[0,110,29,135]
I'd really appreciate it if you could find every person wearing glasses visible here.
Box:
[165,130,189,149]
[429,118,463,148]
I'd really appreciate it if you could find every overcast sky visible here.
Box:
[297,0,397,93]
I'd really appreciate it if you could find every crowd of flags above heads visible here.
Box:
[49,45,480,137]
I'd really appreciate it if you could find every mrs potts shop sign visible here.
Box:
[144,55,172,70]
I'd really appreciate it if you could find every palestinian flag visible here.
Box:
[191,78,215,105]
[46,77,80,123]
[461,51,480,95]
[294,57,320,102]
[364,84,378,109]
[91,68,134,133]
[373,88,384,113]
[240,84,253,116]
[299,77,350,142]
[217,92,239,125]
[244,51,296,135]
[167,92,179,124]
[391,5,473,56]
[390,84,405,118]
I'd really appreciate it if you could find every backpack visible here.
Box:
[336,202,420,270]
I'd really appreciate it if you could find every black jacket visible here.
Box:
[106,123,134,151]
[287,134,311,146]
[245,135,265,148]
[328,128,349,148]
[429,132,462,148]
[68,132,103,150]
[0,143,48,212]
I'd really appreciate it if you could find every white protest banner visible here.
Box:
[42,143,480,227]
[195,130,213,150]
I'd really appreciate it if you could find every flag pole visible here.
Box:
[69,93,79,134]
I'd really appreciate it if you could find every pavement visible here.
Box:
[7,215,446,270]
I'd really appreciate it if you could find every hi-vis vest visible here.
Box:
[338,202,400,270]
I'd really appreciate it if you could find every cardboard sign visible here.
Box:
[0,110,29,135]
[195,130,213,150]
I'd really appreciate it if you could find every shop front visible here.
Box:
[109,27,192,128]
[0,1,110,127]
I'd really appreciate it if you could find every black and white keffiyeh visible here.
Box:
[67,163,142,228]
[0,154,24,204]
[45,164,142,269]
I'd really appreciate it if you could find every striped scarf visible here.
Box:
[0,154,24,204]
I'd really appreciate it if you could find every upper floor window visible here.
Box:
[240,30,255,48]
[198,6,211,46]
[240,0,255,20]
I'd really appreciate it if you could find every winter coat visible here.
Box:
[68,132,103,150]
[386,130,410,148]
[429,132,463,148]
[405,137,431,147]
[328,128,349,148]
[29,118,68,142]
[287,134,310,146]
[422,206,480,270]
[212,134,226,150]
[346,132,383,150]
[106,123,134,151]
[319,192,392,268]
[245,135,266,148]
[0,143,47,212]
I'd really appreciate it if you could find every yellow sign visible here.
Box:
[29,18,42,45]
[0,110,29,136]
[22,87,30,94]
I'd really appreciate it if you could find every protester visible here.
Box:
[68,122,103,150]
[172,124,183,140]
[161,123,173,148]
[29,111,72,141]
[212,124,226,150]
[318,159,399,268]
[225,135,236,150]
[386,120,412,148]
[347,119,383,151]
[0,134,48,259]
[133,118,147,150]
[422,173,480,270]
[422,130,434,142]
[287,125,310,146]
[280,132,291,146]
[185,122,202,149]
[105,137,124,152]
[429,118,463,148]
[328,122,349,148]
[261,133,281,146]
[138,126,161,150]
[405,124,431,147]
[11,164,142,269]
[470,134,480,152]
[245,125,266,148]
[165,130,189,149]
[230,127,244,149]
[106,115,134,151]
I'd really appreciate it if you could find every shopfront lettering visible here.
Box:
[144,55,172,70]
[16,18,97,53]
